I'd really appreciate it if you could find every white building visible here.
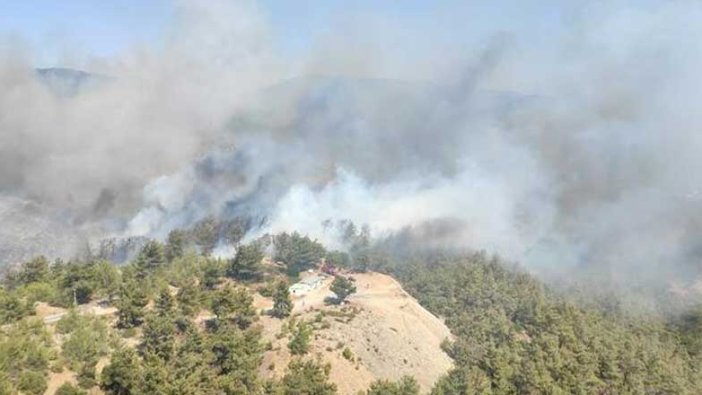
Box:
[289,275,324,296]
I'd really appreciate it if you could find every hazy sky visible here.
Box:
[0,0,580,67]
[3,0,702,297]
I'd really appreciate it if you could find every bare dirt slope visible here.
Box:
[259,272,453,394]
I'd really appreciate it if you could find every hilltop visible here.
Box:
[256,272,453,394]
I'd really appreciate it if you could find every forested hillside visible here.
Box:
[1,231,701,394]
[389,254,702,394]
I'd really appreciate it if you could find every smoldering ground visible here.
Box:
[2,0,702,303]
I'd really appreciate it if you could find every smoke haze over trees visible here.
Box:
[2,0,702,303]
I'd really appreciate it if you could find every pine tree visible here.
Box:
[211,285,256,329]
[288,322,312,355]
[141,314,176,361]
[209,322,264,393]
[272,280,293,318]
[280,360,336,395]
[134,241,165,280]
[330,276,356,304]
[165,230,187,262]
[176,280,200,317]
[19,256,50,285]
[100,348,142,395]
[227,243,263,281]
[116,278,147,328]
[155,288,175,317]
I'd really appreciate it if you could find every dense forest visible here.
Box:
[393,255,702,394]
[1,224,701,394]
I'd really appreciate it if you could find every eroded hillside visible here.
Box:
[256,272,453,394]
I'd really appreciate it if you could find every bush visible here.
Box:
[77,363,97,389]
[17,281,58,305]
[365,376,419,395]
[17,371,47,395]
[56,382,87,395]
[121,327,137,338]
[258,281,275,297]
[281,360,336,395]
[50,359,65,373]
[288,323,312,355]
[56,309,82,334]
[0,288,33,324]
[0,373,12,395]
[342,347,354,361]
[61,317,108,375]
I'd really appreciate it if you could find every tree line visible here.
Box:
[1,225,701,394]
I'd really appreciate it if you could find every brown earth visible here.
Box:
[258,272,454,394]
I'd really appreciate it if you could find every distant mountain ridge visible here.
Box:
[35,67,107,96]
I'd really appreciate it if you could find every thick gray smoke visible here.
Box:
[3,0,702,298]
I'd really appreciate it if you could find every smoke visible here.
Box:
[0,0,280,253]
[3,0,702,299]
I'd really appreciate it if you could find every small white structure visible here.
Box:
[289,275,324,296]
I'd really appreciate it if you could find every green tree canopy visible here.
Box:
[288,322,312,356]
[273,232,326,275]
[227,242,263,281]
[211,285,256,329]
[116,276,148,328]
[100,348,142,395]
[134,241,166,280]
[272,280,293,318]
[366,376,419,395]
[165,229,187,262]
[280,360,336,395]
[330,276,357,304]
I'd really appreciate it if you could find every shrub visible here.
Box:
[288,323,312,355]
[56,309,82,334]
[17,371,47,395]
[56,382,87,395]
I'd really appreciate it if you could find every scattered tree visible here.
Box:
[191,217,218,256]
[165,230,187,262]
[211,285,256,329]
[227,242,263,281]
[17,371,46,395]
[116,277,147,328]
[134,241,165,280]
[330,276,357,304]
[19,256,49,285]
[176,280,201,317]
[201,259,223,291]
[272,280,293,318]
[155,287,175,317]
[56,382,88,395]
[141,314,176,361]
[280,360,336,395]
[366,376,419,395]
[325,250,350,268]
[273,232,326,275]
[61,316,108,387]
[288,322,312,355]
[101,348,142,395]
[0,288,33,324]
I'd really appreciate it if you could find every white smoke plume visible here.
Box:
[2,0,702,299]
